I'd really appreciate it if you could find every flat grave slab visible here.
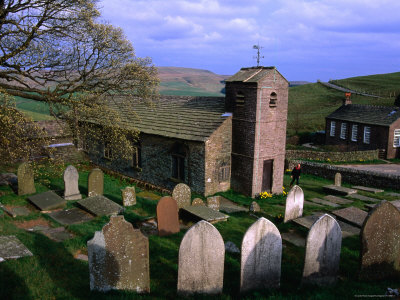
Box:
[303,201,324,208]
[386,192,400,197]
[181,206,229,223]
[293,212,325,229]
[282,231,306,247]
[28,191,66,211]
[323,185,357,196]
[337,220,360,238]
[352,186,384,194]
[323,195,354,205]
[0,235,33,260]
[346,194,381,203]
[137,191,161,201]
[77,195,123,216]
[32,226,74,242]
[219,197,247,213]
[310,198,340,208]
[48,208,94,225]
[331,206,368,228]
[366,200,400,211]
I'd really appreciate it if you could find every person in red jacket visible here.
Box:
[289,163,301,187]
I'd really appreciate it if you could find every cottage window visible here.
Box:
[394,129,400,147]
[235,92,245,107]
[103,141,113,159]
[132,145,142,168]
[269,92,277,108]
[363,126,371,144]
[351,124,358,141]
[330,121,336,136]
[219,165,230,182]
[340,123,347,139]
[171,143,185,181]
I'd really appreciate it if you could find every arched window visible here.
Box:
[269,92,277,107]
[235,91,245,107]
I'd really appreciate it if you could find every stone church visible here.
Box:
[81,67,288,197]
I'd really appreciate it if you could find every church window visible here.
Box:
[219,165,230,182]
[235,92,245,107]
[171,143,185,181]
[269,92,277,107]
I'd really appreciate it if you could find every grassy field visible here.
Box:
[0,161,398,299]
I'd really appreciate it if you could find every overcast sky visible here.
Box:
[99,0,400,81]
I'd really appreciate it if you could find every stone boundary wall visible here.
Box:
[285,149,379,162]
[287,160,400,190]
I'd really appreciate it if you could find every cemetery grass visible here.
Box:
[0,164,399,299]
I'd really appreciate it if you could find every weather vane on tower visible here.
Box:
[253,43,264,67]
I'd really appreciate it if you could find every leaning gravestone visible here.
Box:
[87,215,150,293]
[207,196,220,211]
[172,183,191,209]
[284,185,304,223]
[302,214,342,286]
[241,217,282,292]
[63,165,82,200]
[17,162,36,196]
[191,198,205,206]
[121,186,136,206]
[360,201,400,280]
[334,173,342,186]
[249,201,261,213]
[88,168,104,197]
[156,196,180,236]
[177,220,224,296]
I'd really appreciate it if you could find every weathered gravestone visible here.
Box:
[284,185,304,223]
[332,206,368,228]
[172,183,191,209]
[249,201,261,213]
[88,168,103,197]
[87,215,150,293]
[77,195,123,216]
[156,196,180,236]
[177,220,224,296]
[302,214,342,286]
[191,198,205,206]
[63,165,82,200]
[121,186,136,207]
[28,191,66,211]
[17,162,36,196]
[48,208,94,225]
[334,173,342,186]
[0,235,33,260]
[241,217,282,292]
[207,196,220,211]
[360,201,400,280]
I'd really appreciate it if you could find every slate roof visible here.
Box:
[225,66,289,83]
[327,104,400,126]
[98,95,228,142]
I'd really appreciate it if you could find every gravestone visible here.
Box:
[181,206,229,223]
[48,208,94,225]
[172,183,191,209]
[352,186,384,194]
[219,197,247,214]
[28,191,66,211]
[241,217,282,292]
[63,165,82,200]
[249,201,261,213]
[88,168,104,197]
[77,195,123,216]
[87,215,150,293]
[332,206,368,228]
[302,214,342,286]
[334,173,342,186]
[309,198,340,208]
[121,186,136,206]
[347,194,380,203]
[360,201,400,280]
[323,195,353,205]
[0,236,33,260]
[17,162,36,195]
[192,198,205,206]
[323,185,357,196]
[156,196,180,236]
[207,196,220,211]
[177,220,224,296]
[284,185,304,223]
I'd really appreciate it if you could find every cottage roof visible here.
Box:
[327,104,400,126]
[225,66,289,83]
[101,95,228,142]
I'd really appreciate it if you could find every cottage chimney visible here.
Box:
[343,92,352,105]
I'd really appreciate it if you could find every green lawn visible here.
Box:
[0,161,398,299]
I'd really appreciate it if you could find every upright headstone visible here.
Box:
[192,198,205,206]
[63,165,82,200]
[172,183,191,209]
[284,185,304,223]
[334,173,342,186]
[360,201,400,280]
[157,196,180,236]
[207,196,220,211]
[177,220,224,296]
[87,215,150,293]
[17,162,35,196]
[302,214,342,286]
[249,201,261,213]
[88,168,103,197]
[241,217,282,292]
[121,186,136,207]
